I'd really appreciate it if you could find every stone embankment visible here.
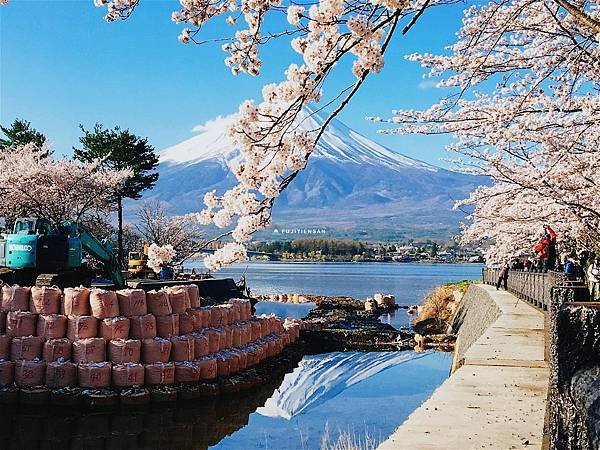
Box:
[549,288,600,450]
[380,284,548,449]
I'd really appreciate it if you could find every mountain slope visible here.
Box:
[146,111,486,240]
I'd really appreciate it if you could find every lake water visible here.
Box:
[211,351,452,450]
[203,261,483,302]
[180,262,479,448]
[193,261,483,329]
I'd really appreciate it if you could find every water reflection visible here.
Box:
[258,351,427,419]
[2,352,451,450]
[1,376,285,450]
[212,351,451,449]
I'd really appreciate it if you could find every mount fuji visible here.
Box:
[147,111,486,240]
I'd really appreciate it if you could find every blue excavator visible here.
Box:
[0,217,125,288]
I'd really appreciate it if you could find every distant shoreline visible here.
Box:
[256,259,482,264]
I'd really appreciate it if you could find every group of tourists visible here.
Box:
[492,224,600,301]
[496,225,574,290]
[495,225,559,290]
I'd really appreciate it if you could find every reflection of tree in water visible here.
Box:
[2,375,287,450]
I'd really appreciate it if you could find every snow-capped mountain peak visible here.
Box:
[148,109,485,240]
[159,110,436,172]
[159,114,239,166]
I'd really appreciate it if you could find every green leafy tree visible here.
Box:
[75,124,159,264]
[0,119,47,154]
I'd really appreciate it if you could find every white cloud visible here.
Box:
[417,79,439,89]
[191,114,235,133]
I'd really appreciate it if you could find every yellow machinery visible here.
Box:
[127,243,155,278]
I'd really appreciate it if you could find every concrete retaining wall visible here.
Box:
[450,284,502,372]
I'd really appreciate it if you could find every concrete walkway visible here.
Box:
[379,284,548,449]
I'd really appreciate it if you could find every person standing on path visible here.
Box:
[496,262,509,290]
[587,258,600,300]
[534,225,557,272]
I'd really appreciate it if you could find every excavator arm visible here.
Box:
[61,221,126,289]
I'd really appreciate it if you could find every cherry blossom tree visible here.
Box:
[147,243,177,273]
[378,0,600,261]
[134,200,207,263]
[4,0,598,265]
[0,143,131,227]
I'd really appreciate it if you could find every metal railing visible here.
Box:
[482,268,581,311]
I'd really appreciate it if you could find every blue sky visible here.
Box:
[0,1,466,166]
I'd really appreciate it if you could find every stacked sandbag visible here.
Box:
[229,299,252,321]
[99,316,130,340]
[141,338,171,364]
[249,320,261,341]
[199,308,211,328]
[129,314,156,339]
[185,284,201,308]
[11,336,43,361]
[1,285,30,312]
[146,290,171,316]
[116,289,147,317]
[165,286,189,314]
[90,289,119,319]
[208,308,221,328]
[43,338,72,362]
[78,362,111,388]
[30,286,61,314]
[156,314,179,338]
[144,362,174,385]
[67,316,98,341]
[217,304,233,326]
[187,308,204,330]
[204,328,221,353]
[221,326,234,349]
[196,356,217,381]
[62,286,90,316]
[174,361,200,383]
[112,363,144,387]
[189,332,209,358]
[36,314,67,339]
[0,283,298,392]
[6,311,37,337]
[108,339,141,364]
[73,338,106,363]
[215,352,231,377]
[178,312,195,335]
[46,360,77,388]
[15,360,45,387]
[170,336,194,362]
[229,324,241,348]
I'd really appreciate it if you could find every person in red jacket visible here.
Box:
[534,225,557,272]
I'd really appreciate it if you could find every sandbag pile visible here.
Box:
[0,284,300,391]
[373,293,396,308]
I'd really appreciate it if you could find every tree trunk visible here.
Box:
[117,196,124,267]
